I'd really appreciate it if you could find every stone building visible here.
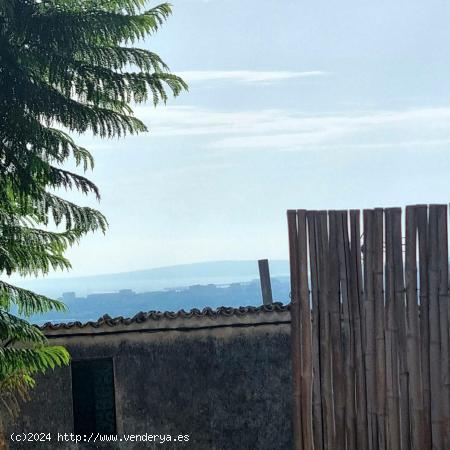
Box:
[6,303,293,449]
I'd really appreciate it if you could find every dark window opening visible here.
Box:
[71,358,116,435]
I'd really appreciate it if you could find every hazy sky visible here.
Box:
[35,0,450,277]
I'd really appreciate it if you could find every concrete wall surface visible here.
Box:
[6,308,293,450]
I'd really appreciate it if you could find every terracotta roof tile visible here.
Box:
[40,302,290,331]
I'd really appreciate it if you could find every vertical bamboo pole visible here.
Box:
[317,211,334,450]
[405,206,425,450]
[308,211,324,450]
[350,210,369,450]
[374,208,386,450]
[337,211,356,450]
[392,208,410,449]
[385,208,401,450]
[417,205,432,449]
[364,209,377,450]
[297,210,314,450]
[287,210,303,450]
[328,211,345,450]
[428,205,442,450]
[436,205,449,448]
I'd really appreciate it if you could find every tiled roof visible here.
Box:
[41,302,290,331]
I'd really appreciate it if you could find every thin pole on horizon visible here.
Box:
[258,259,273,305]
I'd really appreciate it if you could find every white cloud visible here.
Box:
[132,105,450,153]
[176,70,327,84]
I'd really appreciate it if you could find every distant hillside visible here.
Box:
[12,260,290,298]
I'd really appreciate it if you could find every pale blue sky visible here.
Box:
[39,0,450,277]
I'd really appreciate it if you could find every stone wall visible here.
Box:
[6,307,293,450]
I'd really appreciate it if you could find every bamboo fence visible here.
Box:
[288,205,450,450]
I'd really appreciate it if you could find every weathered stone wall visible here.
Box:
[6,313,292,450]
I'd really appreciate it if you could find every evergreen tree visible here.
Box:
[0,0,186,413]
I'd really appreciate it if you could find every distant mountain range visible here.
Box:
[13,260,290,298]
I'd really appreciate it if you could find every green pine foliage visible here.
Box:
[0,0,186,407]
